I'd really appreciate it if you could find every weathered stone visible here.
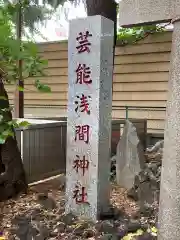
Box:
[134,175,140,188]
[56,207,64,216]
[53,222,66,233]
[12,215,30,224]
[119,0,176,27]
[61,213,76,225]
[66,15,114,221]
[65,225,74,233]
[137,182,154,205]
[127,187,138,201]
[98,233,118,240]
[138,170,149,183]
[30,208,42,220]
[16,224,39,239]
[73,221,89,235]
[119,0,180,238]
[34,234,44,240]
[139,203,154,218]
[146,140,164,154]
[82,228,96,238]
[36,193,56,210]
[129,152,162,207]
[110,155,117,181]
[36,222,50,239]
[100,206,123,220]
[59,198,66,207]
[12,215,39,239]
[116,120,144,189]
[148,163,160,174]
[96,220,116,234]
[65,234,77,240]
[127,219,141,233]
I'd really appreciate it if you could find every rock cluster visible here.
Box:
[111,140,163,227]
[2,190,157,240]
[11,210,156,240]
[127,159,161,206]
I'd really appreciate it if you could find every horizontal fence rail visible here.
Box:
[112,105,166,134]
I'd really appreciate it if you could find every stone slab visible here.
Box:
[116,120,143,190]
[158,20,180,240]
[66,15,114,221]
[119,0,180,27]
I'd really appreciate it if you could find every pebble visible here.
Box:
[98,233,118,240]
[53,221,66,233]
[37,222,50,238]
[96,220,116,234]
[73,221,89,235]
[61,212,76,225]
[37,195,56,210]
[127,219,141,232]
[82,228,96,238]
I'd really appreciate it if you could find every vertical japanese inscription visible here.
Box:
[67,16,113,219]
[72,30,93,206]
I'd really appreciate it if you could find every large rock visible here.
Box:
[116,120,145,189]
[127,140,162,208]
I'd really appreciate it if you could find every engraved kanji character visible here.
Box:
[75,94,91,115]
[76,31,92,53]
[76,64,92,85]
[75,125,90,144]
[73,182,89,204]
[73,155,89,176]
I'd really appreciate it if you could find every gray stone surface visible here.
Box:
[116,120,144,190]
[158,19,180,240]
[66,15,114,221]
[119,0,180,27]
[119,0,180,239]
[146,140,164,154]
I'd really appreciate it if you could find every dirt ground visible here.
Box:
[0,175,138,239]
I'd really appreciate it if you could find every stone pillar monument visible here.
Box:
[119,1,180,239]
[66,15,114,221]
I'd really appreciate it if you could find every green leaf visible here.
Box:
[0,137,6,144]
[117,24,168,46]
[34,79,51,93]
[40,59,48,66]
[18,120,30,128]
[24,41,38,56]
[2,129,14,137]
[8,120,20,128]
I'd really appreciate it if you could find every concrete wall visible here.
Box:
[7,31,173,133]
